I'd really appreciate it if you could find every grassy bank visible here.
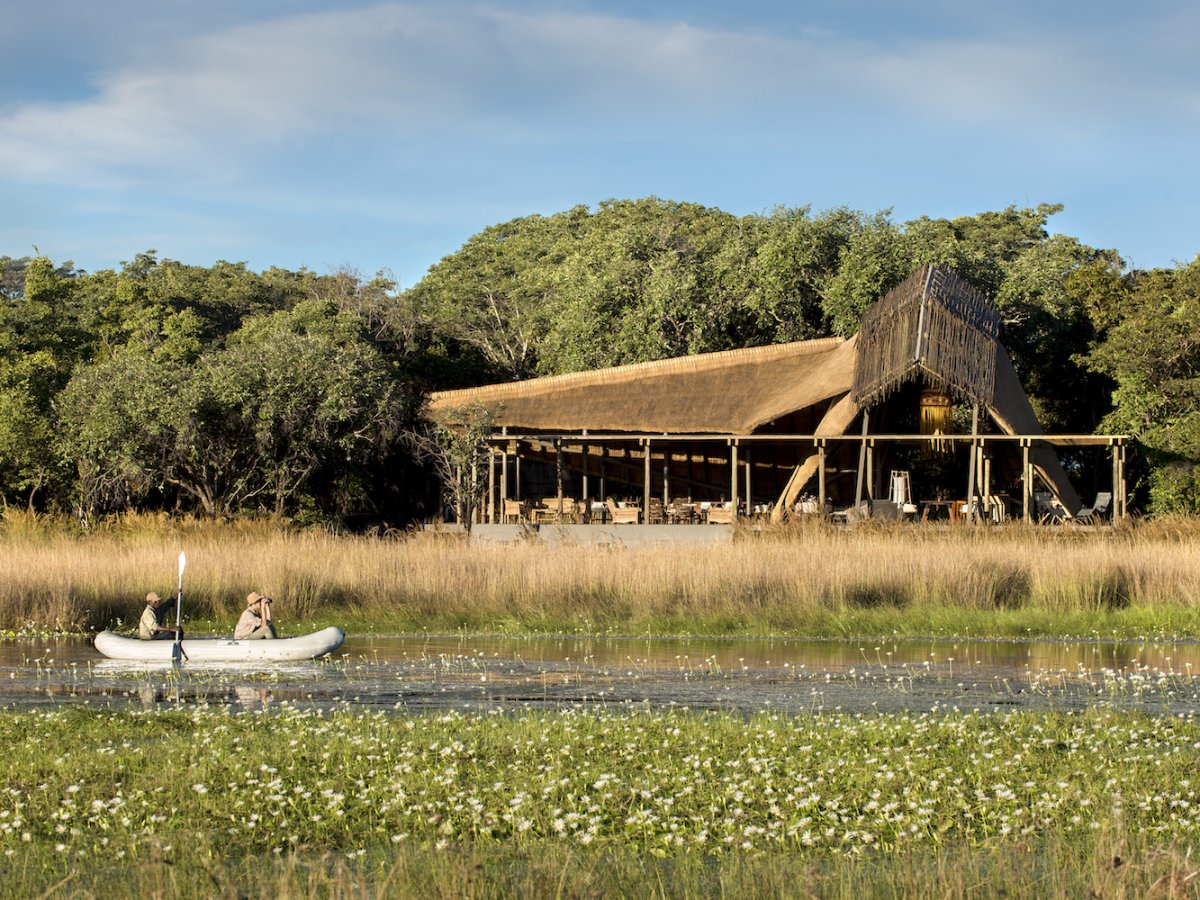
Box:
[2,512,1200,638]
[3,705,1200,898]
[11,833,1200,898]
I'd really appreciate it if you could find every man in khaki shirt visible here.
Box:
[235,592,278,640]
[138,592,182,640]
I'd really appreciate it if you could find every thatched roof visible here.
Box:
[429,336,856,434]
[851,266,1000,408]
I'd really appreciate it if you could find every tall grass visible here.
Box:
[3,510,1200,636]
[15,836,1200,899]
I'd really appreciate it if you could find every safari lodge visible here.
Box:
[429,267,1128,535]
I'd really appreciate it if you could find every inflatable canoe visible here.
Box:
[93,627,345,662]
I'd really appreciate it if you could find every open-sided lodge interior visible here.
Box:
[429,266,1128,526]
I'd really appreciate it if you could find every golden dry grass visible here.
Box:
[3,510,1200,636]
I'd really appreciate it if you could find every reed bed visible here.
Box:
[3,512,1200,637]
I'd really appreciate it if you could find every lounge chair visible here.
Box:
[1034,491,1070,524]
[606,497,641,524]
[1076,491,1113,524]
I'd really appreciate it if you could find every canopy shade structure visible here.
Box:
[429,266,1122,522]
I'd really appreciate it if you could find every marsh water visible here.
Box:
[4,633,1200,715]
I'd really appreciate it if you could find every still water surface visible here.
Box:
[3,633,1199,715]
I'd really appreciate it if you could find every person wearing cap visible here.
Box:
[138,592,182,641]
[235,592,278,640]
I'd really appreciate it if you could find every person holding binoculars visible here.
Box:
[235,591,279,640]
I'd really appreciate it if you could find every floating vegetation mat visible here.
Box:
[3,705,1200,892]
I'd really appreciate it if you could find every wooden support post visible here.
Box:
[643,440,651,519]
[500,448,509,520]
[582,442,589,503]
[744,446,752,512]
[866,440,875,501]
[469,461,477,524]
[555,439,564,521]
[730,440,739,518]
[1022,441,1031,524]
[487,448,495,524]
[966,404,979,523]
[1116,442,1127,521]
[982,450,992,522]
[855,411,870,512]
[1120,444,1127,520]
[817,441,827,512]
[600,453,607,503]
[515,453,521,502]
[662,452,669,505]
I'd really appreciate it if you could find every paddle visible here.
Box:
[172,551,187,664]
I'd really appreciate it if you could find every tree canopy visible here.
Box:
[1,197,1197,521]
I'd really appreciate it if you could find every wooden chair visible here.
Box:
[647,498,665,525]
[668,499,695,524]
[606,497,640,524]
[502,499,524,524]
[706,505,734,525]
[564,499,586,524]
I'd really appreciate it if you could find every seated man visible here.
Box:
[139,592,182,641]
[235,592,279,640]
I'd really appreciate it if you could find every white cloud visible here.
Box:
[0,1,1195,191]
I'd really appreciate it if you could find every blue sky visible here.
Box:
[2,1,1197,286]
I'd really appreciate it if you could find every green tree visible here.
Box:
[821,211,909,336]
[57,300,404,517]
[405,403,495,527]
[1087,257,1200,513]
[54,348,174,514]
[203,299,403,515]
[413,210,585,380]
[0,257,87,510]
[0,351,67,508]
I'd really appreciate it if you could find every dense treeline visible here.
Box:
[0,255,452,524]
[2,198,1198,522]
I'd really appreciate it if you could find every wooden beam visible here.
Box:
[966,404,979,524]
[555,438,564,519]
[501,448,509,515]
[866,439,875,502]
[854,411,869,511]
[1117,443,1127,520]
[1022,441,1031,523]
[730,440,739,517]
[487,431,1128,446]
[744,446,752,508]
[662,452,669,505]
[817,442,826,511]
[487,450,495,523]
[582,441,589,502]
[643,439,651,517]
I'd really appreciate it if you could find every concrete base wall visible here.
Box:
[470,523,733,547]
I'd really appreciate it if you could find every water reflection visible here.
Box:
[1,633,1199,715]
[349,633,1200,675]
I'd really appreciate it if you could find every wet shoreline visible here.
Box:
[3,633,1199,716]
